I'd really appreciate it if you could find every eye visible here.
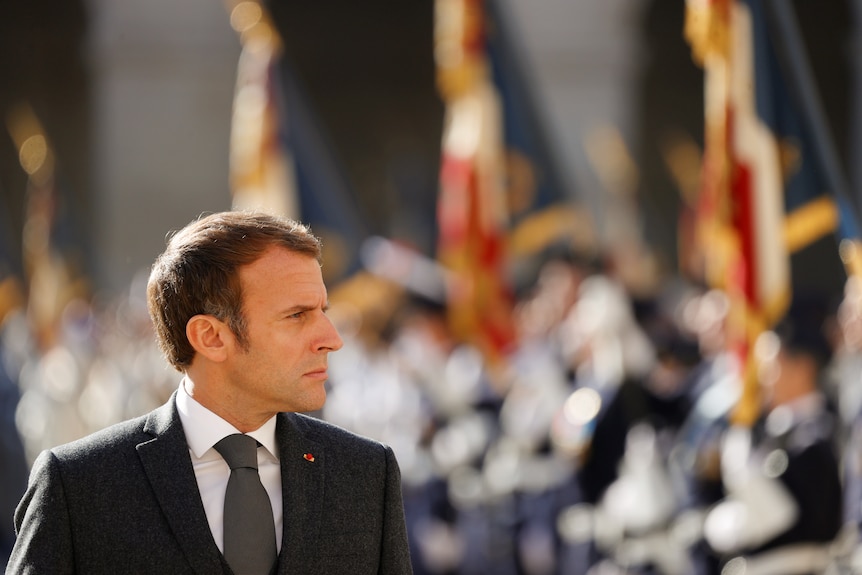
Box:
[287,311,305,320]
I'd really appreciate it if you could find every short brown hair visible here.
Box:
[147,211,322,371]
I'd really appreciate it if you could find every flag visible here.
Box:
[434,0,517,365]
[0,181,25,326]
[0,180,21,283]
[225,0,365,283]
[482,0,594,262]
[274,60,366,283]
[5,103,87,350]
[227,4,297,220]
[685,0,859,425]
[483,0,567,221]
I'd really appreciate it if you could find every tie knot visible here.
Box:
[214,434,259,470]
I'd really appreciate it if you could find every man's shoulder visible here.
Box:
[282,412,386,453]
[49,404,165,464]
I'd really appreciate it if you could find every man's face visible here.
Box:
[224,246,343,416]
[760,347,816,410]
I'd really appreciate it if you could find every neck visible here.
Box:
[182,376,274,432]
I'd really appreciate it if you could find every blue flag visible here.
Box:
[274,59,366,281]
[483,0,569,224]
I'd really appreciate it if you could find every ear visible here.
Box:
[186,314,232,363]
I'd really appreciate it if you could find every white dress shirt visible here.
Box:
[176,379,283,553]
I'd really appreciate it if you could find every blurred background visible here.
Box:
[2,0,862,573]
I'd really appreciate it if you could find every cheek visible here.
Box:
[260,336,309,373]
[758,358,780,388]
[273,332,305,354]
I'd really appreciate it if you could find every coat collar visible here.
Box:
[138,393,228,574]
[274,412,324,574]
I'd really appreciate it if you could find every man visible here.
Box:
[7,211,414,574]
[704,297,842,575]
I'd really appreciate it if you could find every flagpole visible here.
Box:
[762,0,862,234]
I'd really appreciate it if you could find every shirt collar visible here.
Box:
[782,391,825,421]
[176,378,279,461]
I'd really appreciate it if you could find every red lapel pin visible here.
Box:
[303,453,315,462]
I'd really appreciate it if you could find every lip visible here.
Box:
[304,368,329,380]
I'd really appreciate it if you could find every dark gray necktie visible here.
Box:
[214,434,277,575]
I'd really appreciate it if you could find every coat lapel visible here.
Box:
[275,413,324,574]
[137,394,226,575]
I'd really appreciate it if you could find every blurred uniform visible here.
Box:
[562,283,706,573]
[704,298,843,575]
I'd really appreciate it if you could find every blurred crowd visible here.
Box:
[2,239,862,575]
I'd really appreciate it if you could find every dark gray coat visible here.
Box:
[7,394,413,574]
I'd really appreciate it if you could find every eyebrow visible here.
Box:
[283,301,331,315]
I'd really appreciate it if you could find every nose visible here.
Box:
[316,312,344,352]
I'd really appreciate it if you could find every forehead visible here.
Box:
[238,246,325,297]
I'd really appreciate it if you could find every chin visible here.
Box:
[284,390,327,414]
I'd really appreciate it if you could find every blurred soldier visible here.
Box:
[581,291,705,574]
[0,278,28,569]
[667,289,740,575]
[557,274,656,507]
[551,277,706,573]
[827,276,862,444]
[0,354,27,569]
[833,276,862,571]
[571,279,701,507]
[704,297,842,575]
